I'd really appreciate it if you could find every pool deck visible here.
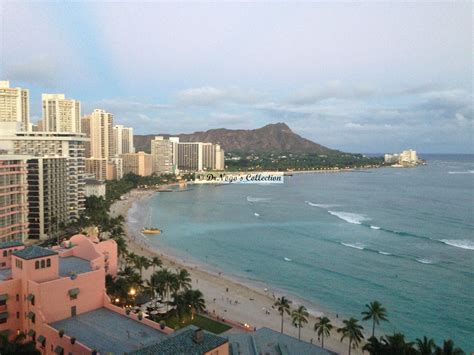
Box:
[50,308,167,353]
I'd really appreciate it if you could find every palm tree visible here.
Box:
[435,340,465,355]
[133,255,151,278]
[363,336,384,355]
[176,268,192,291]
[382,333,415,354]
[416,336,436,355]
[274,296,292,334]
[0,331,40,354]
[361,300,388,337]
[314,316,333,349]
[155,268,178,311]
[183,289,206,319]
[337,317,364,355]
[291,305,309,340]
[150,256,162,272]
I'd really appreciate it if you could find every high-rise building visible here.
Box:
[0,131,87,222]
[177,142,203,171]
[0,81,29,131]
[106,157,123,180]
[122,151,152,176]
[42,94,81,133]
[113,125,135,155]
[150,136,179,174]
[81,109,114,159]
[26,157,68,240]
[0,156,29,243]
[177,142,224,171]
[81,109,114,180]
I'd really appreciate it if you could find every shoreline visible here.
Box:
[110,187,363,354]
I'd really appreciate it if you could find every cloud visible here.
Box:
[175,86,266,106]
[288,81,376,105]
[3,55,59,88]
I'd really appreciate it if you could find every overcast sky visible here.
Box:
[1,1,472,153]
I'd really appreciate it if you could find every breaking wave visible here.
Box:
[328,211,370,225]
[416,258,434,264]
[305,201,338,209]
[341,242,365,250]
[440,239,474,251]
[378,251,392,255]
[247,196,271,202]
[448,170,474,174]
[370,225,381,230]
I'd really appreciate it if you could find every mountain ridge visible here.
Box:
[134,123,339,154]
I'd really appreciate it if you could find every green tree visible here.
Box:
[314,316,333,349]
[183,289,206,319]
[416,336,436,355]
[362,300,388,337]
[363,336,384,355]
[274,296,292,334]
[150,256,162,272]
[337,317,364,355]
[175,268,192,291]
[0,331,40,354]
[435,340,465,355]
[133,255,151,278]
[382,333,415,355]
[291,305,309,340]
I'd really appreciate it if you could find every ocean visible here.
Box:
[128,154,473,350]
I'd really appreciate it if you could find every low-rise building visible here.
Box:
[84,179,106,198]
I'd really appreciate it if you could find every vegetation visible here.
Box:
[313,316,333,349]
[338,317,365,355]
[0,332,40,354]
[274,296,292,334]
[158,314,231,334]
[291,305,309,340]
[225,152,384,172]
[361,300,389,337]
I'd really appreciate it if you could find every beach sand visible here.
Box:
[110,188,364,355]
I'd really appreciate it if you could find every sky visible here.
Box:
[0,1,472,153]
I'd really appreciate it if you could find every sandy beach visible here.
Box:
[110,188,364,355]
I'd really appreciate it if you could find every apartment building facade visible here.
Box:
[0,81,29,131]
[42,94,81,133]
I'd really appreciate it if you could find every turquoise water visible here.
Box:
[130,155,473,350]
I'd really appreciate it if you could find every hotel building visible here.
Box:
[0,130,87,223]
[113,125,135,155]
[0,81,29,132]
[42,94,81,133]
[0,156,29,243]
[122,152,152,177]
[150,136,179,175]
[177,142,225,172]
[0,235,229,354]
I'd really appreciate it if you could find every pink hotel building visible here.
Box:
[0,234,229,355]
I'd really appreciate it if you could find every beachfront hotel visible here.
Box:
[42,94,81,134]
[0,156,29,243]
[0,81,29,132]
[0,126,88,225]
[150,136,179,174]
[0,234,231,354]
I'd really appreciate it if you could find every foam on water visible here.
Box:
[247,196,271,202]
[378,251,392,255]
[305,201,337,208]
[254,212,260,217]
[328,211,370,225]
[370,225,381,230]
[341,242,365,250]
[440,239,474,250]
[447,170,474,174]
[416,258,434,264]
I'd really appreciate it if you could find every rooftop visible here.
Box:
[13,246,57,260]
[127,325,228,355]
[0,240,24,249]
[58,256,91,277]
[50,308,167,353]
[227,327,337,355]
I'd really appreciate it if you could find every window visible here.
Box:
[46,258,51,267]
[0,318,6,324]
[2,251,6,257]
[16,294,19,302]
[35,261,39,269]
[16,312,19,319]
[0,300,6,307]
[40,260,45,269]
